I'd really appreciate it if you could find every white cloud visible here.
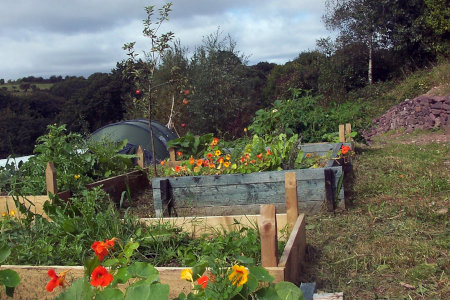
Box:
[0,0,329,80]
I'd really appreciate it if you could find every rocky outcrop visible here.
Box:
[364,94,450,141]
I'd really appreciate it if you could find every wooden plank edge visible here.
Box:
[278,213,306,283]
[140,214,288,238]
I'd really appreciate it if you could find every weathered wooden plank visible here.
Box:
[0,195,49,218]
[86,169,150,203]
[45,161,57,195]
[285,172,299,230]
[140,213,288,237]
[153,167,344,213]
[324,168,336,212]
[152,167,341,188]
[153,180,325,212]
[278,213,306,284]
[259,205,278,267]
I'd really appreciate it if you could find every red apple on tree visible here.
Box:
[183,98,189,105]
[135,89,142,95]
[181,123,186,128]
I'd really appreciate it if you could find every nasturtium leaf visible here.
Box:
[102,258,120,267]
[0,269,20,287]
[94,287,123,300]
[275,281,305,300]
[148,283,170,300]
[113,267,131,284]
[55,278,93,300]
[124,284,150,300]
[246,274,259,293]
[127,262,159,280]
[0,244,11,263]
[248,266,274,282]
[255,286,280,300]
[124,242,139,258]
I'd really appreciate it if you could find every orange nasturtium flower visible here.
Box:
[209,163,216,169]
[176,151,183,157]
[196,275,209,289]
[256,153,263,160]
[228,265,249,287]
[207,153,213,158]
[225,154,231,160]
[46,269,70,292]
[266,149,273,156]
[90,266,113,287]
[210,137,219,146]
[218,157,224,164]
[341,145,351,155]
[189,157,195,165]
[180,269,193,282]
[223,161,230,168]
[160,160,166,166]
[305,153,311,158]
[91,238,117,261]
[215,150,221,156]
[196,159,203,167]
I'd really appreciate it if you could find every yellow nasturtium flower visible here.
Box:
[181,269,193,282]
[228,265,249,287]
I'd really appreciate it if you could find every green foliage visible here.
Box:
[166,133,214,158]
[0,243,20,297]
[5,124,136,195]
[175,258,304,300]
[248,89,367,143]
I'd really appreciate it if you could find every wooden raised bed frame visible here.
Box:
[0,175,306,299]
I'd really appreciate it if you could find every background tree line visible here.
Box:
[1,0,448,157]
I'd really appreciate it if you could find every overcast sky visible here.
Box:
[0,0,331,81]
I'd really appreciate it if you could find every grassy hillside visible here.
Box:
[299,61,449,299]
[348,60,450,122]
[0,82,53,94]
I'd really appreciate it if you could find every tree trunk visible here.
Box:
[368,35,373,85]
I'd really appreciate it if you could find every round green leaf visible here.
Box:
[0,244,11,263]
[0,269,20,287]
[94,287,124,300]
[275,281,305,300]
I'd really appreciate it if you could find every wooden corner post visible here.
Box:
[339,124,345,143]
[137,146,145,168]
[285,172,299,230]
[45,161,57,195]
[259,204,278,267]
[169,147,176,162]
[345,123,352,142]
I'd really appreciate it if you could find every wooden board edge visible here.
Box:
[277,213,306,283]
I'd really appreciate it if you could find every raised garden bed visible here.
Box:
[0,204,306,299]
[152,142,352,217]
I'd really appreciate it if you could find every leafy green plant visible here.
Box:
[176,257,305,300]
[4,124,137,196]
[248,88,367,143]
[0,243,21,297]
[166,132,214,159]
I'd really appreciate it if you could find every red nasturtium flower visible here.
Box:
[91,238,117,261]
[90,266,113,287]
[341,145,351,155]
[196,275,209,289]
[207,153,213,158]
[176,151,183,157]
[175,165,181,172]
[46,269,70,292]
[218,157,224,164]
[257,153,263,160]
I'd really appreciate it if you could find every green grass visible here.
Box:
[0,82,53,94]
[300,131,449,299]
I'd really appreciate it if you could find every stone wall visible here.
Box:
[363,94,450,141]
